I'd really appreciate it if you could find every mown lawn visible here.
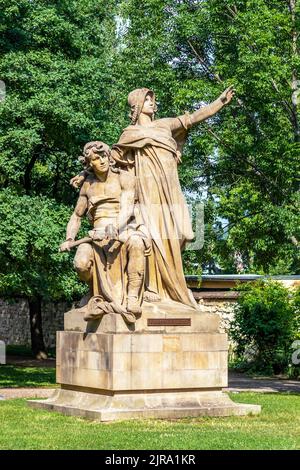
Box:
[0,365,56,388]
[0,393,299,450]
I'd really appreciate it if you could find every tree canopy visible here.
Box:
[0,0,120,303]
[117,0,300,274]
[0,0,299,309]
[0,0,120,355]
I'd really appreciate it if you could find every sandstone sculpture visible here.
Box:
[30,85,261,421]
[63,86,235,323]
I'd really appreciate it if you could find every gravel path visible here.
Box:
[226,372,300,394]
[0,371,299,400]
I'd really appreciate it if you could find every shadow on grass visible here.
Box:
[0,365,56,388]
[6,345,55,358]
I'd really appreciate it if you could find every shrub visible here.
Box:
[230,280,299,376]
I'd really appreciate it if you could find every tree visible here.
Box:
[0,0,119,356]
[118,0,300,274]
[0,191,85,357]
[200,0,300,274]
[1,0,299,358]
[0,0,119,199]
[230,280,299,375]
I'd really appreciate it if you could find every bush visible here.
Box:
[230,280,300,376]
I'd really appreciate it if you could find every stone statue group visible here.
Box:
[60,86,235,324]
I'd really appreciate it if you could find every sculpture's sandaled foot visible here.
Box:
[143,291,161,303]
[121,311,137,325]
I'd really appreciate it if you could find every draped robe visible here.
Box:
[111,115,198,309]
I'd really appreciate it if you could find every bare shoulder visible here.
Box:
[79,176,93,196]
[119,169,136,190]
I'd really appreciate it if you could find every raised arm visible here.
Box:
[190,85,235,126]
[59,190,88,252]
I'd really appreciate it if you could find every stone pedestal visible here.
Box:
[29,301,260,420]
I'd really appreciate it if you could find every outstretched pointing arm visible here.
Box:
[190,85,235,126]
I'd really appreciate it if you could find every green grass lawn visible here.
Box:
[0,365,56,388]
[0,393,299,450]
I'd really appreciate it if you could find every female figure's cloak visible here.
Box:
[111,113,197,309]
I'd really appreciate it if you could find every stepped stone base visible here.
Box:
[29,302,261,421]
[29,388,260,421]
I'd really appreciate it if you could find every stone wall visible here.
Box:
[0,296,234,350]
[197,299,235,333]
[0,298,71,348]
[1,274,298,350]
[1,275,298,350]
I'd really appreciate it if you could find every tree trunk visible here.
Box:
[28,296,48,359]
[290,0,300,142]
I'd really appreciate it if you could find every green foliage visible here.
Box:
[0,1,119,301]
[230,280,300,375]
[0,189,85,300]
[0,0,119,201]
[0,0,299,307]
[118,0,300,274]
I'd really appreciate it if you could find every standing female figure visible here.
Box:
[111,86,234,308]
